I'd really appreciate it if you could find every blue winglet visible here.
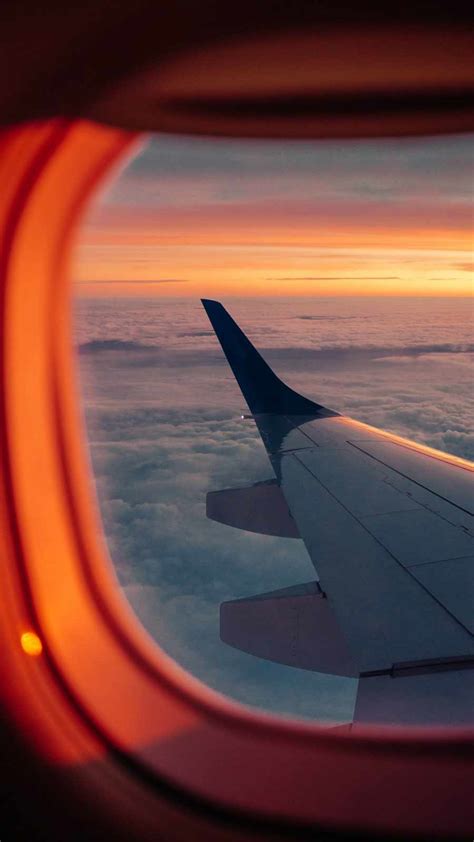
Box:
[202,299,337,417]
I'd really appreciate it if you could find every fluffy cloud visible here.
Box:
[75,296,473,721]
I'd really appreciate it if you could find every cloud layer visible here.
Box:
[74,296,473,721]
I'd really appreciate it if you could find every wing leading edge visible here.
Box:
[202,299,474,725]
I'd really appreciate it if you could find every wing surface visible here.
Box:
[202,300,474,723]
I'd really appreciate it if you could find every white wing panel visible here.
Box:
[279,451,474,674]
[349,439,474,514]
[294,446,421,518]
[360,508,474,568]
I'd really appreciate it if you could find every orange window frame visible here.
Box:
[0,118,472,838]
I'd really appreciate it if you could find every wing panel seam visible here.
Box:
[347,441,474,517]
[408,554,474,569]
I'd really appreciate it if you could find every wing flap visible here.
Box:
[220,582,358,676]
[206,480,300,538]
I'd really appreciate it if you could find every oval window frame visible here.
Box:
[0,118,472,839]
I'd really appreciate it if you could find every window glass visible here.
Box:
[73,133,473,725]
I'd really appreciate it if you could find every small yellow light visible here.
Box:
[20,631,43,657]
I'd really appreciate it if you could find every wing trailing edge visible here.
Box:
[206,480,300,538]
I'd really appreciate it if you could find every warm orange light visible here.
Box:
[20,631,43,657]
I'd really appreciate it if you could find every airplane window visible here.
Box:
[73,133,473,727]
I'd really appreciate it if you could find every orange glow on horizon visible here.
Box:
[73,142,473,299]
[75,209,473,297]
[74,246,473,298]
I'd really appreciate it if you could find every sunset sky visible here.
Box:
[75,133,473,298]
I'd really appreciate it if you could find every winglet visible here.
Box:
[202,299,336,416]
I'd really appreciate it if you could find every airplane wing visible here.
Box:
[202,299,474,726]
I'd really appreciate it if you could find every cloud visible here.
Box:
[75,296,473,721]
[374,351,474,367]
[103,133,473,194]
[79,339,154,354]
[179,330,214,338]
[124,582,353,721]
[84,402,356,722]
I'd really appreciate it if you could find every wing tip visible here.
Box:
[201,297,337,417]
[201,298,220,308]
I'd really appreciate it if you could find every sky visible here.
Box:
[74,133,473,298]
